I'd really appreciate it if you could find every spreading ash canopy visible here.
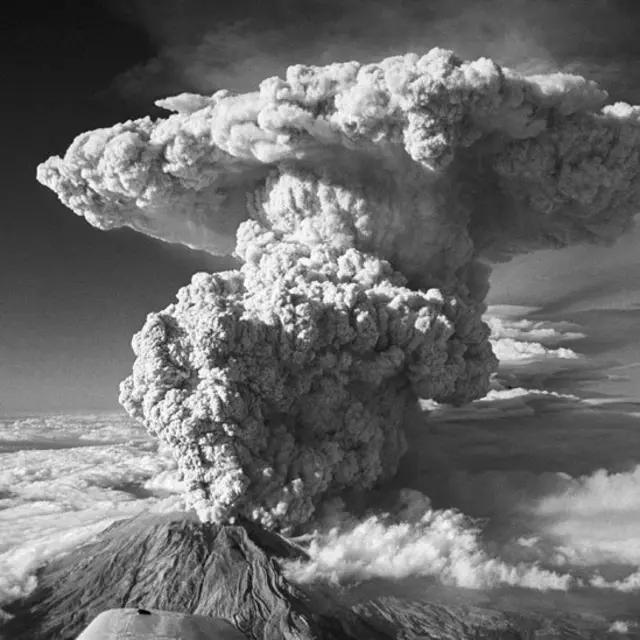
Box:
[38,49,640,532]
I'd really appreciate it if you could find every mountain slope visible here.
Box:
[1,511,391,640]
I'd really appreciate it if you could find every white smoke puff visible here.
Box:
[282,505,574,591]
[609,620,637,633]
[37,48,640,530]
[155,93,216,114]
[491,338,580,363]
[591,570,640,593]
[120,223,494,530]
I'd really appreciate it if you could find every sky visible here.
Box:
[2,0,640,413]
[0,3,230,413]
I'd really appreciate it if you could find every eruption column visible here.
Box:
[38,49,640,531]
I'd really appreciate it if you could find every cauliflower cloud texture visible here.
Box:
[38,49,640,530]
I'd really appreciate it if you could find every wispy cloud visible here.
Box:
[284,502,574,591]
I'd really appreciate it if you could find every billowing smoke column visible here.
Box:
[38,49,640,532]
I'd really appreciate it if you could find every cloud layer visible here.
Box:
[0,414,183,611]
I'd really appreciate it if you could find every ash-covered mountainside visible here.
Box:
[0,512,391,640]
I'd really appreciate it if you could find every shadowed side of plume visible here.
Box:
[0,512,392,640]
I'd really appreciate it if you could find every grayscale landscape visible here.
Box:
[1,1,640,638]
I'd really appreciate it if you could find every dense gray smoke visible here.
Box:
[38,49,640,531]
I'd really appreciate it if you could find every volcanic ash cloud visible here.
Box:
[37,49,640,532]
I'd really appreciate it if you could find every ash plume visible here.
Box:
[38,49,640,532]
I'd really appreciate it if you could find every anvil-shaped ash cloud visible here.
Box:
[38,49,640,531]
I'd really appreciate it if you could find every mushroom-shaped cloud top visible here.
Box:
[37,49,640,530]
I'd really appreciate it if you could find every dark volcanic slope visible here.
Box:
[3,511,636,640]
[0,511,392,640]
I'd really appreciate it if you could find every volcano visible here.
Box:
[0,511,391,640]
[2,511,631,640]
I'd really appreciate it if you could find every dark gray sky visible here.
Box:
[2,0,639,413]
[0,3,225,413]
